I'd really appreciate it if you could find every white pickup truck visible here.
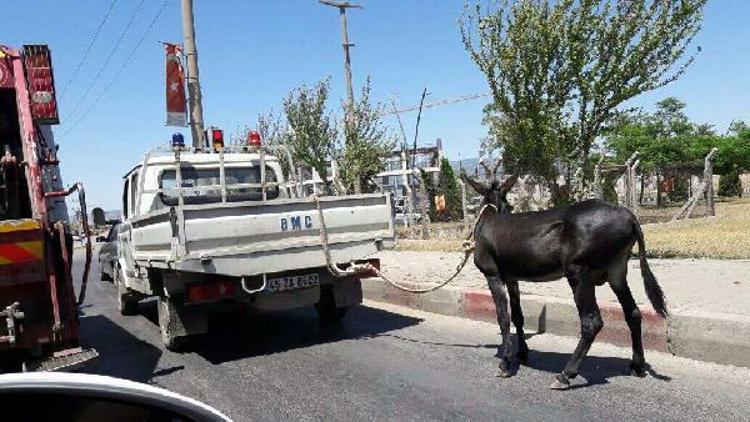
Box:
[115,141,394,349]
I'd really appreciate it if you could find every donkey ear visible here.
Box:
[461,174,488,195]
[498,175,518,193]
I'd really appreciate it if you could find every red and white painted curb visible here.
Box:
[362,278,750,369]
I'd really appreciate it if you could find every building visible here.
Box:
[375,138,443,197]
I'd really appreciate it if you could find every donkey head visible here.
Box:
[462,175,518,214]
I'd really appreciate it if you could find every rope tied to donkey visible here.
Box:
[313,194,496,294]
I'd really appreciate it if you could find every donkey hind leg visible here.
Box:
[486,276,513,378]
[608,261,646,377]
[551,267,603,390]
[506,280,529,364]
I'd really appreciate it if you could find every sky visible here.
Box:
[2,0,749,210]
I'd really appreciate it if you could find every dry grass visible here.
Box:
[396,198,750,259]
[396,239,464,253]
[643,198,750,259]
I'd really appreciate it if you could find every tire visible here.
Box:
[315,290,349,325]
[100,262,112,282]
[115,267,139,316]
[158,296,190,352]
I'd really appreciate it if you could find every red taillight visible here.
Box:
[23,45,59,125]
[211,129,224,149]
[187,281,237,303]
[247,131,262,147]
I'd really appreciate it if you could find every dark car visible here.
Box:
[97,223,120,281]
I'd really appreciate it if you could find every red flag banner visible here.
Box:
[165,43,187,127]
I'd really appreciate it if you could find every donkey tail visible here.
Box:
[634,221,668,317]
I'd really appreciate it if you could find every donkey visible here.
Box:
[462,175,667,390]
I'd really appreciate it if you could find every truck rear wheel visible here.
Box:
[158,296,191,352]
[100,266,112,282]
[115,267,139,316]
[315,289,349,324]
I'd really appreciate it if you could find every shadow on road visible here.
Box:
[523,349,672,389]
[78,314,168,383]
[180,304,424,365]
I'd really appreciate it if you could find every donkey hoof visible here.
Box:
[630,362,647,378]
[550,375,570,390]
[496,366,512,378]
[517,352,528,365]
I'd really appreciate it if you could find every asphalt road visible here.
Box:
[74,251,750,421]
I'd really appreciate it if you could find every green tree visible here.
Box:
[255,108,284,147]
[283,78,339,194]
[339,78,396,194]
[649,97,694,138]
[436,157,463,221]
[462,0,706,204]
[719,167,742,197]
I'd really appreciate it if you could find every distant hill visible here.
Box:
[104,210,121,222]
[450,158,481,177]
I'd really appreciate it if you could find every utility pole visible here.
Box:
[319,0,361,121]
[181,0,205,149]
[320,0,362,192]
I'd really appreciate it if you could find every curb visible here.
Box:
[362,278,750,369]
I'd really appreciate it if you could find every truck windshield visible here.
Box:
[159,166,279,205]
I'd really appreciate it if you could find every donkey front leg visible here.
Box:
[486,276,513,377]
[551,274,603,390]
[506,280,529,364]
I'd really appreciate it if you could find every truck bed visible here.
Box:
[129,193,394,277]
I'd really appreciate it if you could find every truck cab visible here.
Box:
[117,136,394,350]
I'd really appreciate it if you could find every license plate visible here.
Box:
[267,273,320,292]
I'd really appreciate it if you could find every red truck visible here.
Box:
[0,44,96,370]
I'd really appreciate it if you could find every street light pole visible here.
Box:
[181,0,205,149]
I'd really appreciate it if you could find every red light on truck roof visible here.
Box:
[247,131,262,147]
[211,128,224,149]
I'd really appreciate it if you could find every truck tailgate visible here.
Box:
[131,194,394,276]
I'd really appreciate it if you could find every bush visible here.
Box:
[719,168,743,197]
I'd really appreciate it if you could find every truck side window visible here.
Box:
[122,178,130,219]
[130,172,139,217]
[107,224,119,241]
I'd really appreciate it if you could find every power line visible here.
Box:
[58,0,120,101]
[57,0,169,141]
[60,0,147,127]
[379,92,492,117]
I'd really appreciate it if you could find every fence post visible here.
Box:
[630,159,641,215]
[671,147,719,222]
[593,155,604,200]
[418,182,430,240]
[705,147,719,217]
[459,180,468,231]
[572,166,584,202]
[623,152,640,209]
